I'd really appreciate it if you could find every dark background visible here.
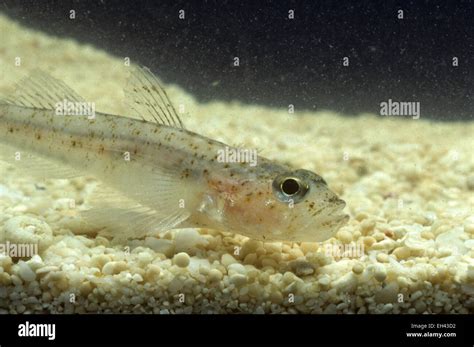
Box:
[1,0,473,121]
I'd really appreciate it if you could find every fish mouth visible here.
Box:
[289,198,349,242]
[325,198,347,217]
[315,198,349,229]
[306,207,349,242]
[330,212,350,226]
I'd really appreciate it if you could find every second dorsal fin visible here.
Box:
[124,66,184,129]
[2,70,86,109]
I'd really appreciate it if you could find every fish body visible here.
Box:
[0,67,348,242]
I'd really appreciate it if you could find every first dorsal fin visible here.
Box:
[2,69,86,109]
[124,66,185,129]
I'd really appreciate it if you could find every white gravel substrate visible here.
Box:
[0,14,473,314]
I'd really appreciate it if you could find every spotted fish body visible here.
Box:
[0,67,348,242]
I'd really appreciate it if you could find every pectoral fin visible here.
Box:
[80,183,190,241]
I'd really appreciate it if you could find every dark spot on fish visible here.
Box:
[181,168,191,179]
[34,184,46,191]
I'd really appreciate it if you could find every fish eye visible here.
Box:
[272,174,309,203]
[281,178,300,196]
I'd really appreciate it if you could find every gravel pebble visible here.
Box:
[1,216,53,252]
[289,260,315,276]
[208,268,223,281]
[464,223,474,235]
[173,252,190,268]
[230,274,247,287]
[337,230,353,243]
[376,253,389,263]
[374,282,399,304]
[374,267,387,282]
[352,263,364,274]
[392,247,411,260]
[102,261,127,275]
[174,229,208,253]
[17,261,36,282]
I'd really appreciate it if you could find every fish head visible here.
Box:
[266,168,349,241]
[215,166,349,242]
